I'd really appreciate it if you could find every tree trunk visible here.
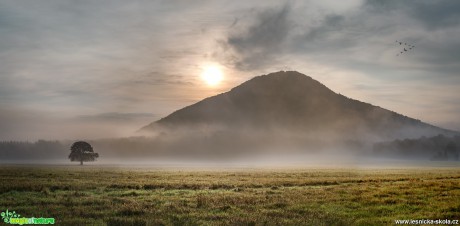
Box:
[80,160,83,165]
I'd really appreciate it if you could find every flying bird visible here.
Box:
[394,40,415,56]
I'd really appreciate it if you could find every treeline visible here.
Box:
[0,132,340,161]
[0,140,66,160]
[2,134,459,162]
[373,134,459,160]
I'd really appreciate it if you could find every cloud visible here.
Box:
[364,0,460,30]
[221,3,291,70]
[74,112,155,123]
[303,15,345,42]
[215,0,460,130]
[0,106,157,141]
[1,0,460,141]
[0,1,217,115]
[229,17,239,28]
[288,0,460,77]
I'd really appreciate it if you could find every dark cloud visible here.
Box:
[364,0,460,30]
[411,1,460,30]
[358,0,460,76]
[362,0,404,12]
[291,0,460,75]
[222,4,291,70]
[293,13,362,54]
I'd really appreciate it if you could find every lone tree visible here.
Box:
[69,141,99,165]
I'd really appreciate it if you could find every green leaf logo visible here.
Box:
[1,210,20,223]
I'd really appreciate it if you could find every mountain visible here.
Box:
[140,71,454,142]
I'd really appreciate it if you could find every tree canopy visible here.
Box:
[69,141,99,165]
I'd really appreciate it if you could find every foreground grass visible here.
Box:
[0,166,459,225]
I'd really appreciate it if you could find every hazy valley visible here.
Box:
[1,71,458,164]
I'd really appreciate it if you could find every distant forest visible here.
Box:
[373,134,459,161]
[0,134,459,161]
[0,140,65,161]
[0,137,174,161]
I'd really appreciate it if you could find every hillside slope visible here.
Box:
[141,71,452,140]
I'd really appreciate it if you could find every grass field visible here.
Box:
[0,166,459,225]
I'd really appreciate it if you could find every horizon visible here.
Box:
[1,0,460,141]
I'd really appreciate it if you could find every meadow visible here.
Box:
[0,165,459,225]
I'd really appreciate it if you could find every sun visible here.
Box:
[201,65,223,86]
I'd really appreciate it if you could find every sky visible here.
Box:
[0,0,459,141]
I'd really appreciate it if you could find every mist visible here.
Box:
[0,107,155,141]
[1,72,458,165]
[1,1,459,167]
[1,120,458,166]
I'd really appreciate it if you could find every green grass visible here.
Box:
[0,166,459,225]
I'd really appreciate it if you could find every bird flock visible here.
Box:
[395,40,415,56]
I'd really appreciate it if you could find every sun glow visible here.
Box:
[201,65,223,86]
